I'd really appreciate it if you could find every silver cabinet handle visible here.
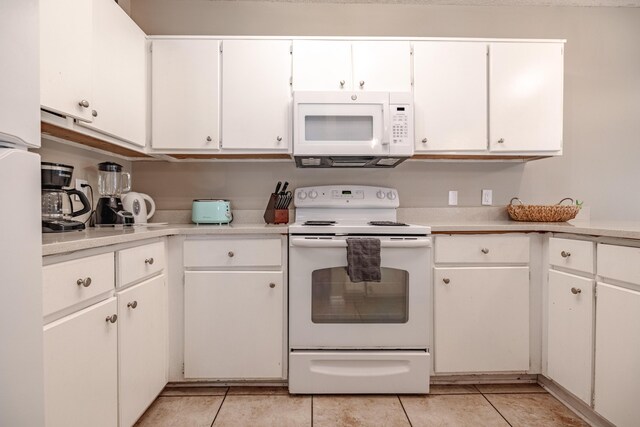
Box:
[276,136,282,142]
[421,138,428,143]
[561,251,571,258]
[481,248,490,254]
[497,138,504,144]
[91,110,98,117]
[78,100,90,108]
[339,80,345,87]
[206,136,212,142]
[105,314,118,323]
[127,301,138,309]
[228,251,234,258]
[145,257,154,265]
[571,287,582,294]
[77,277,92,287]
[269,283,276,289]
[359,80,365,88]
[442,278,450,284]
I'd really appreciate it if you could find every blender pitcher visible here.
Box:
[94,162,134,225]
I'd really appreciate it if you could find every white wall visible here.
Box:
[129,0,640,219]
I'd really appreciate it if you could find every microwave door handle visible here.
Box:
[381,103,390,146]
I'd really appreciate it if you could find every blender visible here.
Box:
[94,162,134,226]
[41,162,92,233]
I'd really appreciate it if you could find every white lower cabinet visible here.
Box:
[594,282,640,427]
[546,270,593,404]
[44,297,118,427]
[184,271,284,379]
[434,267,530,373]
[118,275,168,427]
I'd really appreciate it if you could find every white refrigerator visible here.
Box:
[0,0,45,425]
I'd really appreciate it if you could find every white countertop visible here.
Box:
[42,219,640,256]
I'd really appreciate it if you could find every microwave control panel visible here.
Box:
[389,100,413,156]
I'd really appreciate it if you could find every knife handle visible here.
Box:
[274,181,282,195]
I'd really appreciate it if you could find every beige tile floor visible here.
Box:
[135,383,590,427]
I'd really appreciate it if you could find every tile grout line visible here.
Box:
[311,395,314,427]
[397,395,413,427]
[479,391,514,427]
[210,387,229,427]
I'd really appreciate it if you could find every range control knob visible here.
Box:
[308,190,318,199]
[376,190,386,199]
[387,191,397,200]
[297,191,308,200]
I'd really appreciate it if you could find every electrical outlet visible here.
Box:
[482,189,493,206]
[448,190,458,206]
[75,179,89,201]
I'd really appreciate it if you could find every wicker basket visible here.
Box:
[507,198,580,222]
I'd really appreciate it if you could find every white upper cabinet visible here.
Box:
[78,0,147,147]
[351,41,412,92]
[151,39,220,150]
[292,40,352,91]
[40,0,94,122]
[0,0,40,148]
[489,42,564,152]
[413,42,488,152]
[221,40,292,151]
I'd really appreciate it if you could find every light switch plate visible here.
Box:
[448,190,458,206]
[75,179,89,202]
[482,189,493,206]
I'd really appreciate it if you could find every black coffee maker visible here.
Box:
[41,163,92,233]
[94,162,134,226]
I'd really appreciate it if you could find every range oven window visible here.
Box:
[305,116,373,141]
[311,267,409,324]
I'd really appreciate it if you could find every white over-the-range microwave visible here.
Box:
[293,91,414,168]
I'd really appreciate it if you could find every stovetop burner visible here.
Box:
[368,221,408,226]
[303,220,336,226]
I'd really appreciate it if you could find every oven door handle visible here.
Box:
[290,238,431,248]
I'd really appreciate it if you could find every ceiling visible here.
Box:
[198,0,640,6]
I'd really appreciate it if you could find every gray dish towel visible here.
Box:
[346,238,381,283]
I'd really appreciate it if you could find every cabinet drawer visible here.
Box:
[435,235,529,264]
[549,237,594,274]
[184,238,282,268]
[598,244,640,286]
[43,252,115,316]
[117,241,165,287]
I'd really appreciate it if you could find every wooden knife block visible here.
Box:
[263,193,289,224]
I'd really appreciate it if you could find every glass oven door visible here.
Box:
[289,236,431,349]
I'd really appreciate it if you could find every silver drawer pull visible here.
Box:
[228,251,235,258]
[269,283,276,289]
[105,314,118,324]
[481,248,490,254]
[77,277,92,287]
[127,301,138,309]
[276,136,283,142]
[561,251,571,258]
[78,99,90,108]
[145,257,154,265]
[339,80,345,87]
[571,287,582,295]
[442,278,450,284]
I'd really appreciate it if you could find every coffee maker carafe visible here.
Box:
[41,163,92,233]
[94,162,134,226]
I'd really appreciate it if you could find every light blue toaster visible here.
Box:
[191,199,233,224]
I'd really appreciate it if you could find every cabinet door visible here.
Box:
[118,275,167,427]
[595,283,640,427]
[78,0,147,147]
[292,40,352,91]
[152,39,220,150]
[413,42,487,152]
[0,0,40,148]
[44,298,118,427]
[184,271,284,379]
[40,0,93,122]
[221,40,291,151]
[489,42,564,152]
[547,270,593,404]
[434,267,529,373]
[351,41,411,92]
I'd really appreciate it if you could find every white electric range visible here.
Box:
[288,185,432,394]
